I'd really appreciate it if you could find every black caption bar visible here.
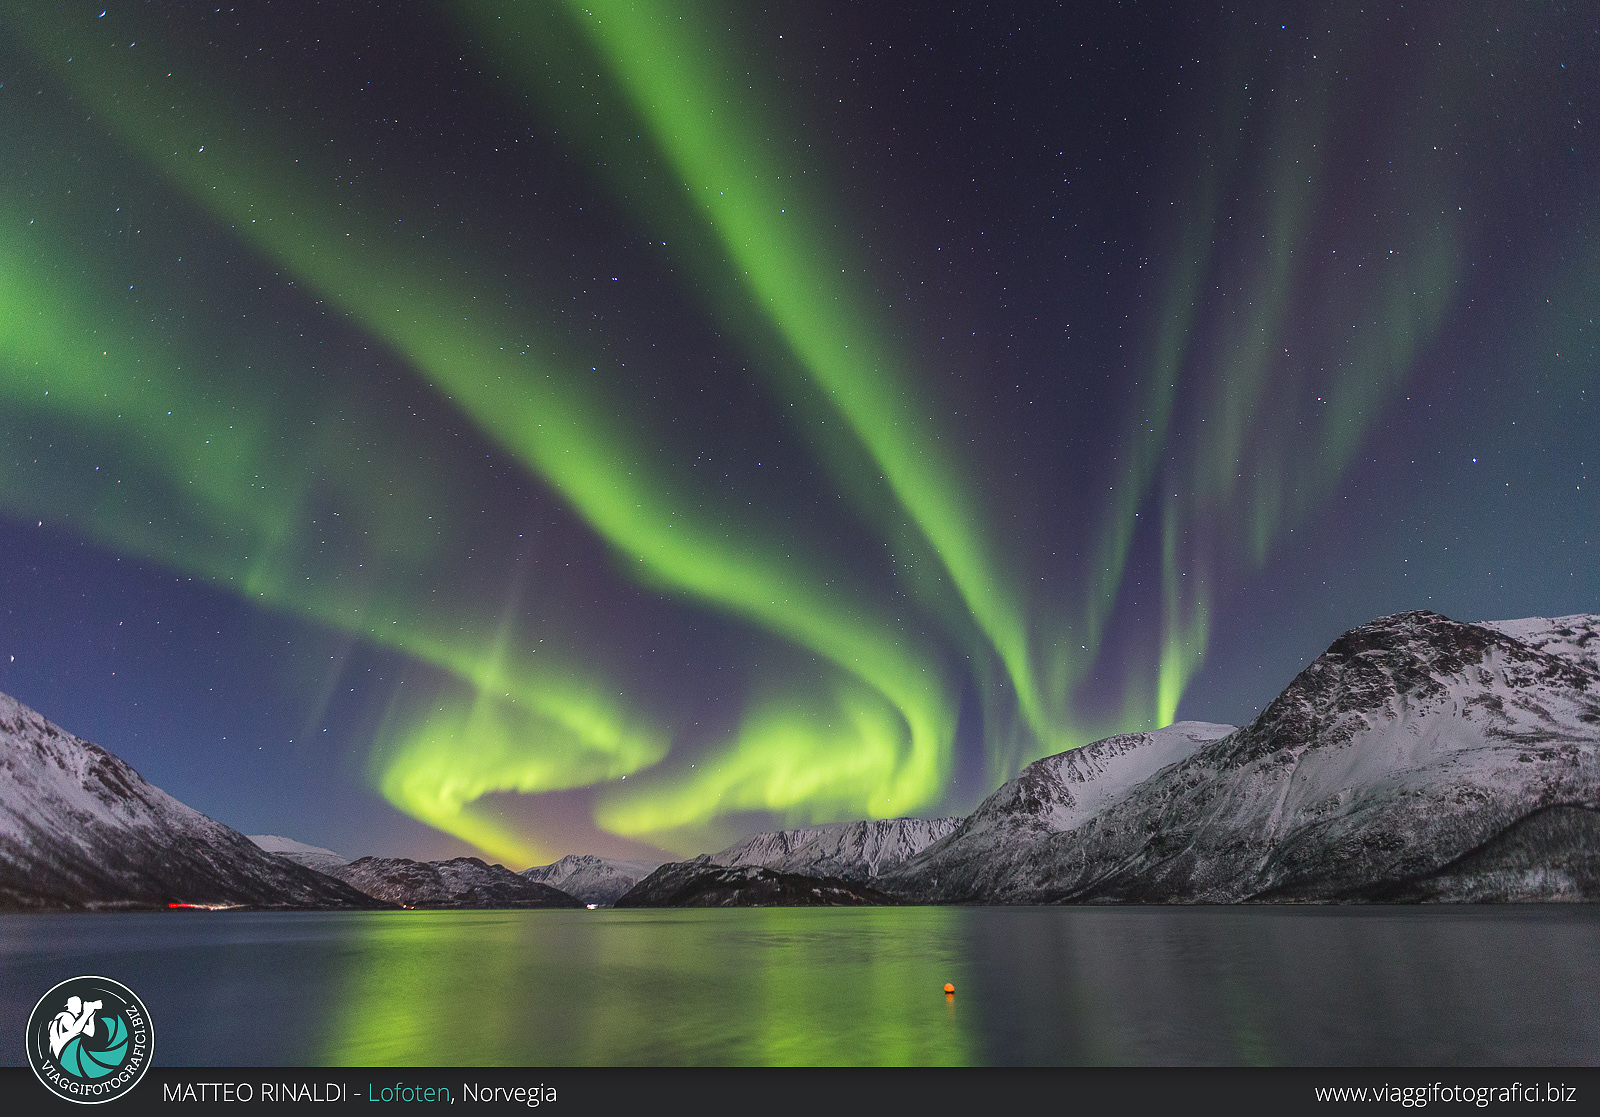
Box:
[2,1067,1596,1116]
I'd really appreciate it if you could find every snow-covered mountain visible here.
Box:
[248,834,350,875]
[884,612,1600,903]
[322,856,583,909]
[9,610,1593,912]
[614,856,900,907]
[711,816,961,881]
[610,815,961,906]
[521,854,662,906]
[884,721,1235,901]
[0,691,385,911]
[1479,614,1600,675]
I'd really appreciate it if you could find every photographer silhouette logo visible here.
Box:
[26,976,154,1104]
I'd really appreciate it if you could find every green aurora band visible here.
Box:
[9,3,957,855]
[0,3,1490,860]
[0,165,669,865]
[444,0,1370,780]
[457,0,1052,748]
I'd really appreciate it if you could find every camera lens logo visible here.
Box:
[26,976,154,1104]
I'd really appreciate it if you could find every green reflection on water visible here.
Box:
[321,909,976,1066]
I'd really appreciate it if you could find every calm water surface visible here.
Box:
[1,906,1595,1065]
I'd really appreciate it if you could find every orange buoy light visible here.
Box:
[943,983,955,994]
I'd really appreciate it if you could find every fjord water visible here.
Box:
[1,907,1596,1066]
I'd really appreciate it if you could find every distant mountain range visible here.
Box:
[241,837,586,909]
[3,610,1595,911]
[710,817,961,881]
[320,856,581,909]
[248,834,350,875]
[521,854,664,906]
[614,856,901,907]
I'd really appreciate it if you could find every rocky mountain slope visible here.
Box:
[323,856,582,909]
[884,611,1600,903]
[0,691,387,911]
[1479,614,1600,675]
[8,610,1592,912]
[711,816,961,881]
[612,814,961,906]
[521,854,662,906]
[882,721,1235,901]
[614,856,901,907]
[248,834,350,875]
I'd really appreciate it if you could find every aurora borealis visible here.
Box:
[0,2,1594,866]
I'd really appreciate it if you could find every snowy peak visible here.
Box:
[248,834,350,874]
[769,817,962,879]
[1129,611,1600,901]
[880,720,1233,901]
[1212,610,1599,773]
[888,611,1600,904]
[966,721,1235,838]
[712,827,825,868]
[0,691,192,838]
[614,858,900,907]
[611,815,963,905]
[712,816,960,880]
[1480,614,1600,677]
[521,854,663,906]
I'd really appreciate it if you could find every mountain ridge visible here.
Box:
[247,834,350,875]
[323,856,583,909]
[711,816,961,881]
[520,854,662,906]
[882,611,1600,903]
[6,610,1594,911]
[0,691,387,911]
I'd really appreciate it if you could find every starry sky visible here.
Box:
[0,1,1594,867]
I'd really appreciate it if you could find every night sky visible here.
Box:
[0,1,1594,867]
